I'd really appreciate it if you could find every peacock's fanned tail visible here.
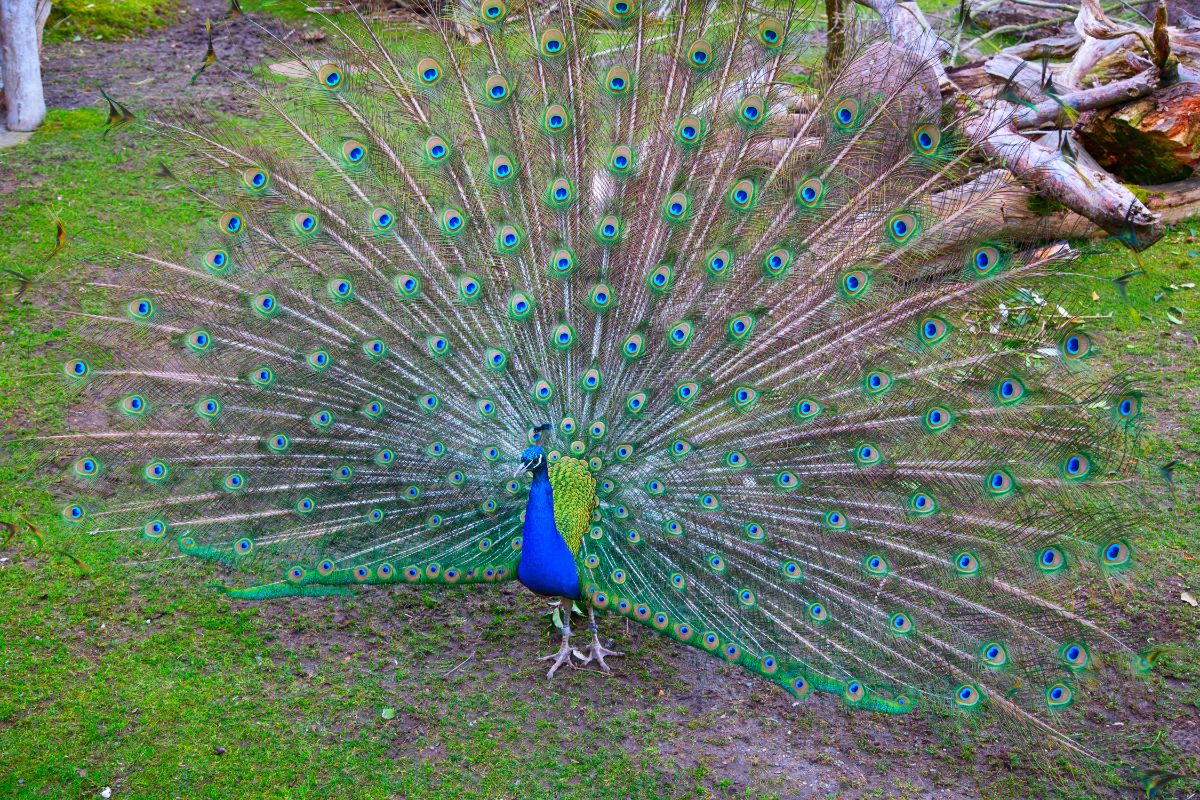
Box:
[40,0,1153,764]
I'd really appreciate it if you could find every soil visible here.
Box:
[41,0,310,115]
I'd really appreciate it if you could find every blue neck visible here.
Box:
[516,467,581,600]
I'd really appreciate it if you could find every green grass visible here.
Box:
[45,0,179,43]
[2,103,1199,800]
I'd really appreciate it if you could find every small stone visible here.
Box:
[214,745,227,756]
[100,789,112,799]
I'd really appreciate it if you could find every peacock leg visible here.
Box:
[579,605,622,673]
[540,597,577,678]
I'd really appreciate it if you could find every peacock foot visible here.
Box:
[540,629,577,678]
[579,633,622,673]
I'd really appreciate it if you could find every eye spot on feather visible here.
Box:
[416,57,442,85]
[547,177,574,207]
[1060,642,1090,670]
[756,17,784,48]
[1062,453,1091,480]
[479,0,506,22]
[995,376,1026,405]
[531,378,554,403]
[675,115,704,146]
[732,385,760,410]
[823,511,848,530]
[1116,393,1141,422]
[954,551,980,576]
[864,554,888,576]
[795,177,824,208]
[663,191,690,222]
[1100,539,1131,568]
[242,167,269,191]
[886,212,917,244]
[728,179,757,211]
[706,248,732,279]
[954,684,982,709]
[596,216,622,244]
[969,244,1003,275]
[985,469,1015,496]
[889,612,913,634]
[864,370,891,395]
[1037,546,1066,574]
[687,39,712,68]
[762,247,792,278]
[315,63,345,90]
[1046,683,1073,707]
[1061,331,1092,360]
[342,140,366,164]
[425,135,450,163]
[832,98,858,127]
[203,248,230,273]
[293,211,319,235]
[543,104,570,133]
[603,66,631,95]
[484,74,510,102]
[908,492,937,516]
[540,28,566,56]
[737,96,765,127]
[919,316,950,345]
[853,443,882,467]
[924,405,954,432]
[496,224,523,253]
[117,394,148,418]
[606,0,634,20]
[219,211,244,236]
[440,208,466,234]
[327,277,353,301]
[981,642,1008,667]
[912,123,941,154]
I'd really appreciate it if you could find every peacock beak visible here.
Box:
[515,459,534,477]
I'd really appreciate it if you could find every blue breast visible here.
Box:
[516,471,582,600]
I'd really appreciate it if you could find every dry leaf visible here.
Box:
[1182,591,1198,607]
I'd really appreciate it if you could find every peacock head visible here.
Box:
[516,424,552,476]
[516,445,546,476]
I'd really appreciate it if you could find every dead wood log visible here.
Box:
[963,102,1163,248]
[852,0,949,85]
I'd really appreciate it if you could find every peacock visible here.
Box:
[39,0,1166,777]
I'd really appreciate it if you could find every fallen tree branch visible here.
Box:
[962,102,1163,248]
[934,170,1200,242]
[1000,31,1084,60]
[1012,67,1158,127]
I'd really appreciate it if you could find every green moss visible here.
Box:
[45,0,178,42]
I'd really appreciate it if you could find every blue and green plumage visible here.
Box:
[33,0,1165,779]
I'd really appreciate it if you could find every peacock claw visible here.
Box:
[541,638,577,678]
[579,636,623,673]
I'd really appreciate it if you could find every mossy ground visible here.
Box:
[2,9,1199,799]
